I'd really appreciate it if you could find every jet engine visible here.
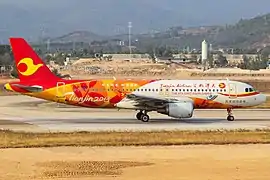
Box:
[157,101,194,118]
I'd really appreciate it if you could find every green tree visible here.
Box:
[0,53,12,65]
[215,54,228,67]
[10,65,18,78]
[208,54,214,68]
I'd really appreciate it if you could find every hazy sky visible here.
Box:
[0,0,270,40]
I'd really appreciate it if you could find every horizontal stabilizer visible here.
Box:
[12,84,43,93]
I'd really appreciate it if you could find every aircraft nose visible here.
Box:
[259,94,267,104]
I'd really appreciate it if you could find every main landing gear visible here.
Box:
[136,110,150,122]
[227,108,235,121]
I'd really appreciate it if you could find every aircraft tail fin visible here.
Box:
[9,37,60,82]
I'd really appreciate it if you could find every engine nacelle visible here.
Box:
[157,102,194,118]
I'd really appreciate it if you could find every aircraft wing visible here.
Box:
[12,84,43,93]
[126,93,193,107]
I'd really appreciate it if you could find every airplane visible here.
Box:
[3,37,267,122]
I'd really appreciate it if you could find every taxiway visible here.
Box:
[0,96,269,132]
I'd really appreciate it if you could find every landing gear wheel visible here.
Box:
[140,114,150,122]
[227,115,235,121]
[136,112,143,120]
[226,108,234,121]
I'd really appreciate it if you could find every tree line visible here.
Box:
[0,44,269,73]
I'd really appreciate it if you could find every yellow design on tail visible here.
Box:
[17,57,43,76]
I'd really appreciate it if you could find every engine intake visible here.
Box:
[157,101,194,118]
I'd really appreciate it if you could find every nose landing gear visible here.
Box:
[227,108,235,121]
[136,110,150,122]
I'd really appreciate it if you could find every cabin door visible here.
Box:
[228,83,237,98]
[56,82,66,102]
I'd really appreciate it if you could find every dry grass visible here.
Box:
[0,129,270,148]
[35,160,152,178]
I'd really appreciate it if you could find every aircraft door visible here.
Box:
[56,82,66,102]
[228,83,237,98]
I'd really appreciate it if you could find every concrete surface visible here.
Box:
[0,95,270,132]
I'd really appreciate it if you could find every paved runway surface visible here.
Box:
[0,95,270,132]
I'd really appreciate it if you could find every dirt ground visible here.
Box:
[0,144,270,180]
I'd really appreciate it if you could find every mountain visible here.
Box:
[213,14,270,48]
[39,13,270,52]
[134,13,270,49]
[1,0,270,42]
[50,31,106,43]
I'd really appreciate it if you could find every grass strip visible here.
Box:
[0,129,270,148]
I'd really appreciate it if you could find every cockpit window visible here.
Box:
[245,87,256,92]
